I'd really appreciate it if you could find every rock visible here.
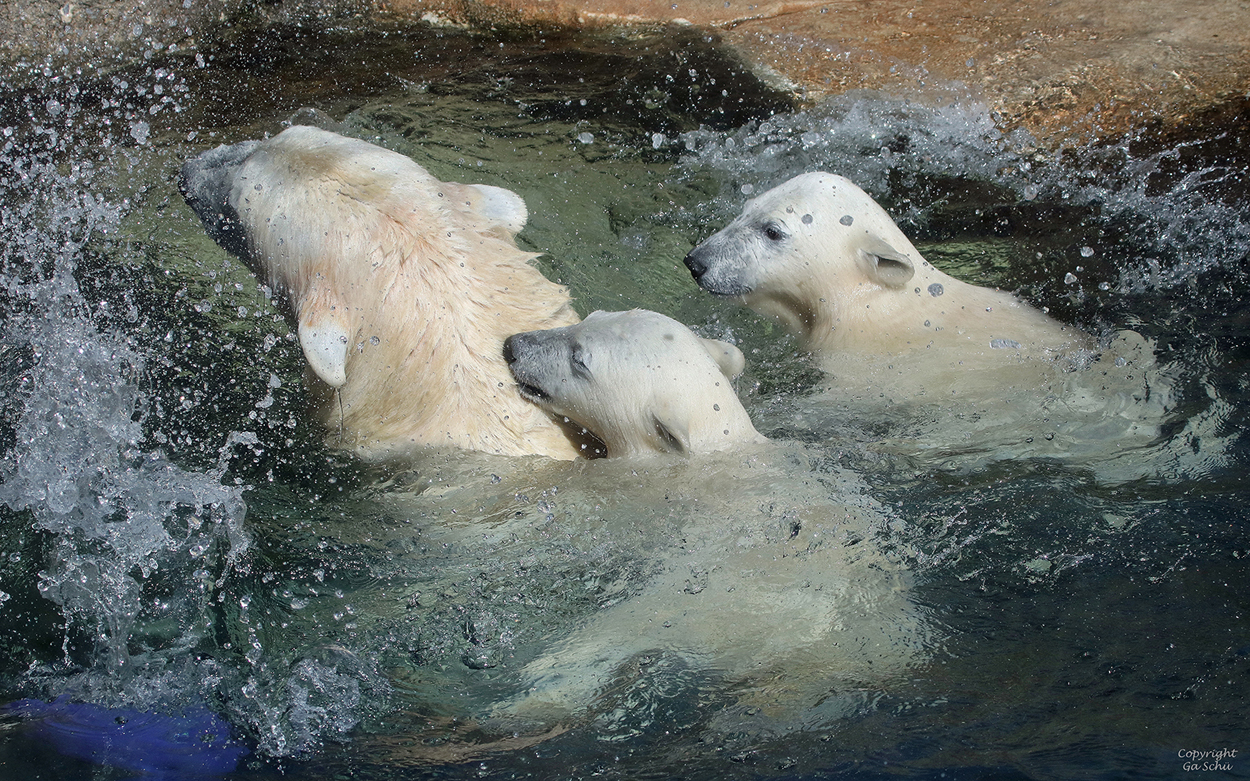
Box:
[2,0,1247,143]
[390,0,1250,141]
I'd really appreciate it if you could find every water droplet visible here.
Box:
[839,214,854,226]
[927,283,944,297]
[802,213,813,224]
[129,120,150,145]
[1064,272,1078,285]
[1080,246,1094,257]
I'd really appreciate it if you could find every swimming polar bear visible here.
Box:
[179,124,591,460]
[504,309,766,456]
[684,172,1179,476]
[684,172,1092,379]
[485,309,930,731]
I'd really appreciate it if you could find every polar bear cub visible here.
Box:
[684,172,1091,374]
[682,172,1184,477]
[179,124,590,460]
[504,309,765,457]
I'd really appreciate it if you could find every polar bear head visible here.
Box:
[504,310,764,457]
[683,172,925,345]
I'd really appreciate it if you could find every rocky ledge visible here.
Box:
[4,0,1248,142]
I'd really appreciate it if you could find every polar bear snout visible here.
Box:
[684,236,753,297]
[504,330,565,403]
[178,140,260,259]
[683,244,712,282]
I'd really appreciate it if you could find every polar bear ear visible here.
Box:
[297,291,350,389]
[443,182,529,237]
[856,236,916,289]
[698,337,746,379]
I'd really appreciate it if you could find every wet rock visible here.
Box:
[388,0,1250,141]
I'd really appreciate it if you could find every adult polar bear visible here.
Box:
[180,125,591,460]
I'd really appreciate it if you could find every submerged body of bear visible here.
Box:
[180,125,589,460]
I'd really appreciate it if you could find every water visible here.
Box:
[1,19,1248,780]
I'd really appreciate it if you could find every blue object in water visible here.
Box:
[4,698,248,779]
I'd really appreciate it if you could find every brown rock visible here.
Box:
[3,0,1247,143]
[388,0,1250,141]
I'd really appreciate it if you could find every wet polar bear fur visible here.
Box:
[684,172,1092,380]
[504,309,765,457]
[684,172,1184,478]
[179,124,589,460]
[487,309,928,731]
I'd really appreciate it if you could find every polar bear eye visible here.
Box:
[761,222,788,242]
[570,345,591,377]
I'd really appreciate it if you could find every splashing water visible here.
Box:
[677,90,1250,294]
[0,85,251,752]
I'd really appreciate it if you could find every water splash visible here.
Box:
[0,84,250,743]
[677,90,1250,292]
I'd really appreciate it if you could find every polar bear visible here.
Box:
[503,309,765,457]
[684,172,1092,383]
[684,172,1179,476]
[179,124,592,460]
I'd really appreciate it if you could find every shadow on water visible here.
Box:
[1,16,1249,781]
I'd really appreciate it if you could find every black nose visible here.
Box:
[683,246,708,281]
[502,332,532,365]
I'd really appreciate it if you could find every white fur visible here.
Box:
[504,309,765,457]
[686,172,1091,379]
[181,125,589,460]
[685,173,1188,478]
